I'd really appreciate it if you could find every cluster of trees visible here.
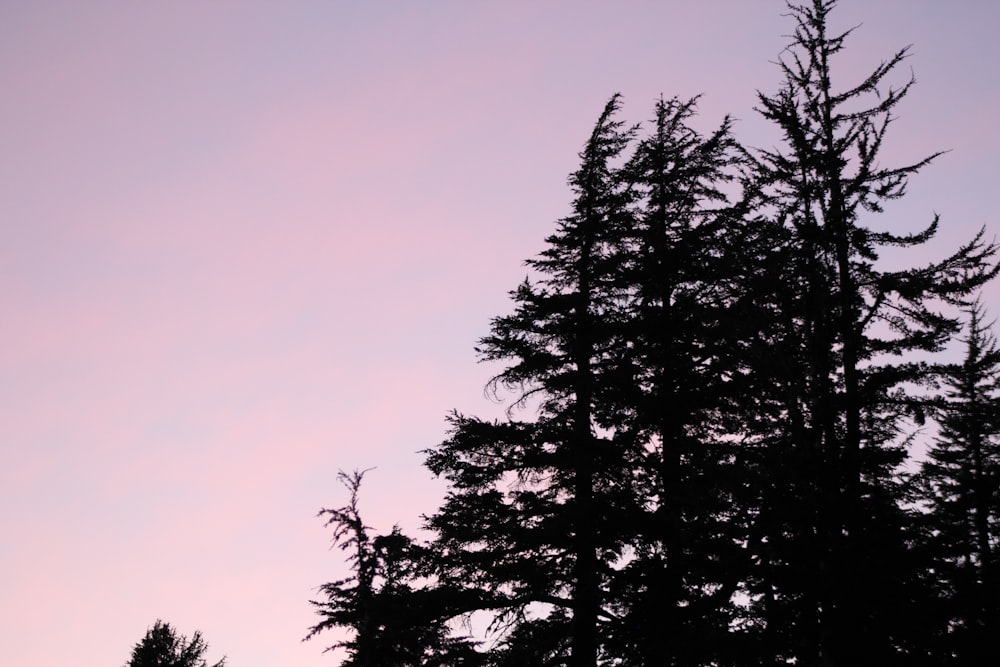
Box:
[307,2,1000,665]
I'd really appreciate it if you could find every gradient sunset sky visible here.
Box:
[2,2,998,665]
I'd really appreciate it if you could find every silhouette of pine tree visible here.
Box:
[919,301,1000,665]
[745,1,998,664]
[306,470,482,667]
[124,620,225,667]
[424,94,637,667]
[606,95,750,666]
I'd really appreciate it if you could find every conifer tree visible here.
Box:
[423,94,637,667]
[747,1,998,663]
[607,96,750,666]
[920,301,1000,664]
[124,620,225,667]
[306,470,481,666]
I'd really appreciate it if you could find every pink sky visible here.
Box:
[2,2,998,665]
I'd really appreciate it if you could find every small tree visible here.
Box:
[124,620,225,667]
[306,469,481,667]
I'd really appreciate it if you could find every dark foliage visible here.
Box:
[305,470,482,667]
[919,301,1000,664]
[124,620,225,667]
[309,3,998,666]
[425,94,639,667]
[604,95,750,666]
[743,1,997,663]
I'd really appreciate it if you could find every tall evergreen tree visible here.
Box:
[607,96,750,666]
[424,95,751,667]
[920,300,1000,664]
[423,94,637,667]
[747,1,998,664]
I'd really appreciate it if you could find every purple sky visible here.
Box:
[2,2,998,665]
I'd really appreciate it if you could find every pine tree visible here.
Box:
[607,96,750,666]
[306,470,481,666]
[423,94,637,667]
[124,620,225,667]
[747,1,998,664]
[920,301,1000,664]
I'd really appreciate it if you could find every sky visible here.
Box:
[2,2,998,665]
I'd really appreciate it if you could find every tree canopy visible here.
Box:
[309,2,999,666]
[124,620,225,667]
